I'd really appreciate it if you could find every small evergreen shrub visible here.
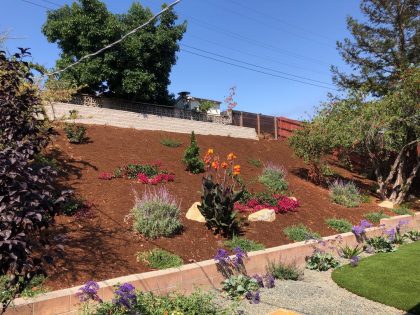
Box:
[131,187,182,239]
[64,123,87,144]
[325,218,353,233]
[224,236,265,252]
[266,261,302,280]
[182,131,204,174]
[258,163,288,193]
[283,224,320,242]
[137,248,183,269]
[329,180,362,207]
[364,210,389,224]
[160,138,182,148]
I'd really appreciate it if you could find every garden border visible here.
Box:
[5,213,420,315]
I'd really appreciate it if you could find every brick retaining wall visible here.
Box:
[5,213,420,315]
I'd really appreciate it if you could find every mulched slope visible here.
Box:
[45,124,393,290]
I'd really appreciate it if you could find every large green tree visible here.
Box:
[42,0,186,104]
[331,0,419,96]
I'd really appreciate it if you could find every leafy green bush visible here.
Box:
[137,248,183,269]
[306,252,340,271]
[325,218,353,233]
[224,236,265,252]
[329,180,362,207]
[321,163,335,176]
[366,236,395,253]
[392,205,414,216]
[266,261,302,280]
[64,123,87,144]
[364,210,389,224]
[222,274,259,300]
[132,188,182,239]
[93,290,231,315]
[160,138,182,148]
[258,163,288,193]
[338,244,364,259]
[404,230,420,241]
[283,224,320,242]
[182,131,204,174]
[248,158,262,168]
[61,197,84,216]
[0,275,47,302]
[34,154,61,171]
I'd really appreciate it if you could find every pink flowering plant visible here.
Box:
[98,161,174,185]
[234,193,299,213]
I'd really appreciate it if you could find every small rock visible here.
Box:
[248,209,276,222]
[186,202,206,223]
[289,197,297,201]
[378,200,395,209]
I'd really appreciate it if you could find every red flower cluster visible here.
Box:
[137,173,175,185]
[234,195,299,214]
[98,172,113,180]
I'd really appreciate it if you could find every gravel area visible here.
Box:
[222,269,404,315]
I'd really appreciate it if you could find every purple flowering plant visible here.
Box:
[351,219,373,242]
[113,283,136,310]
[349,256,360,267]
[76,280,102,303]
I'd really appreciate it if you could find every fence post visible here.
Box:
[240,111,243,126]
[274,116,278,140]
[257,114,261,135]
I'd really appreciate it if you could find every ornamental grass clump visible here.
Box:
[266,261,303,281]
[329,180,362,207]
[131,187,182,239]
[224,235,265,252]
[137,248,183,269]
[364,210,389,223]
[283,224,320,242]
[325,218,353,233]
[258,162,288,193]
[198,150,243,237]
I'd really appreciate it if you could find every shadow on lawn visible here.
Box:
[407,303,420,315]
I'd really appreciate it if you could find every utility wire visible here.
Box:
[181,44,335,86]
[44,0,182,77]
[181,48,338,91]
[20,0,53,10]
[39,0,61,7]
[205,0,333,48]
[186,34,331,76]
[186,16,330,66]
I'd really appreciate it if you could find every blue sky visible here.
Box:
[2,0,362,119]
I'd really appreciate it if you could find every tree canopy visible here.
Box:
[42,0,186,104]
[331,0,419,96]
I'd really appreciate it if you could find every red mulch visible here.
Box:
[44,124,398,290]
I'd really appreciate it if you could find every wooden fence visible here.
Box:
[232,110,278,139]
[277,116,303,140]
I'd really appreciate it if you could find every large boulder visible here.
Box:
[248,209,276,222]
[186,202,206,223]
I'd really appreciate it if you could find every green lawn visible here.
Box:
[332,241,420,314]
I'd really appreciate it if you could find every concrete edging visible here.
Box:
[5,213,420,315]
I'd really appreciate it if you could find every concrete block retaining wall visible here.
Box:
[5,213,420,315]
[46,103,258,140]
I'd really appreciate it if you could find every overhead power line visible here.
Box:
[44,0,182,77]
[186,16,331,66]
[181,44,335,87]
[20,0,53,10]
[39,0,61,7]
[180,48,338,91]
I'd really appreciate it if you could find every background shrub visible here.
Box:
[325,218,353,233]
[224,236,265,252]
[137,248,183,269]
[267,261,302,280]
[283,224,320,242]
[392,205,413,216]
[64,123,87,144]
[182,131,204,174]
[364,210,389,224]
[258,162,288,193]
[248,158,262,168]
[329,180,362,207]
[132,188,182,239]
[160,138,182,148]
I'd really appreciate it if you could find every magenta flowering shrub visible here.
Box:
[137,172,175,185]
[234,194,299,213]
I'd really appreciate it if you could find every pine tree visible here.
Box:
[331,0,419,96]
[183,131,204,174]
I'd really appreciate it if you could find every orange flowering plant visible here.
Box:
[198,149,244,237]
